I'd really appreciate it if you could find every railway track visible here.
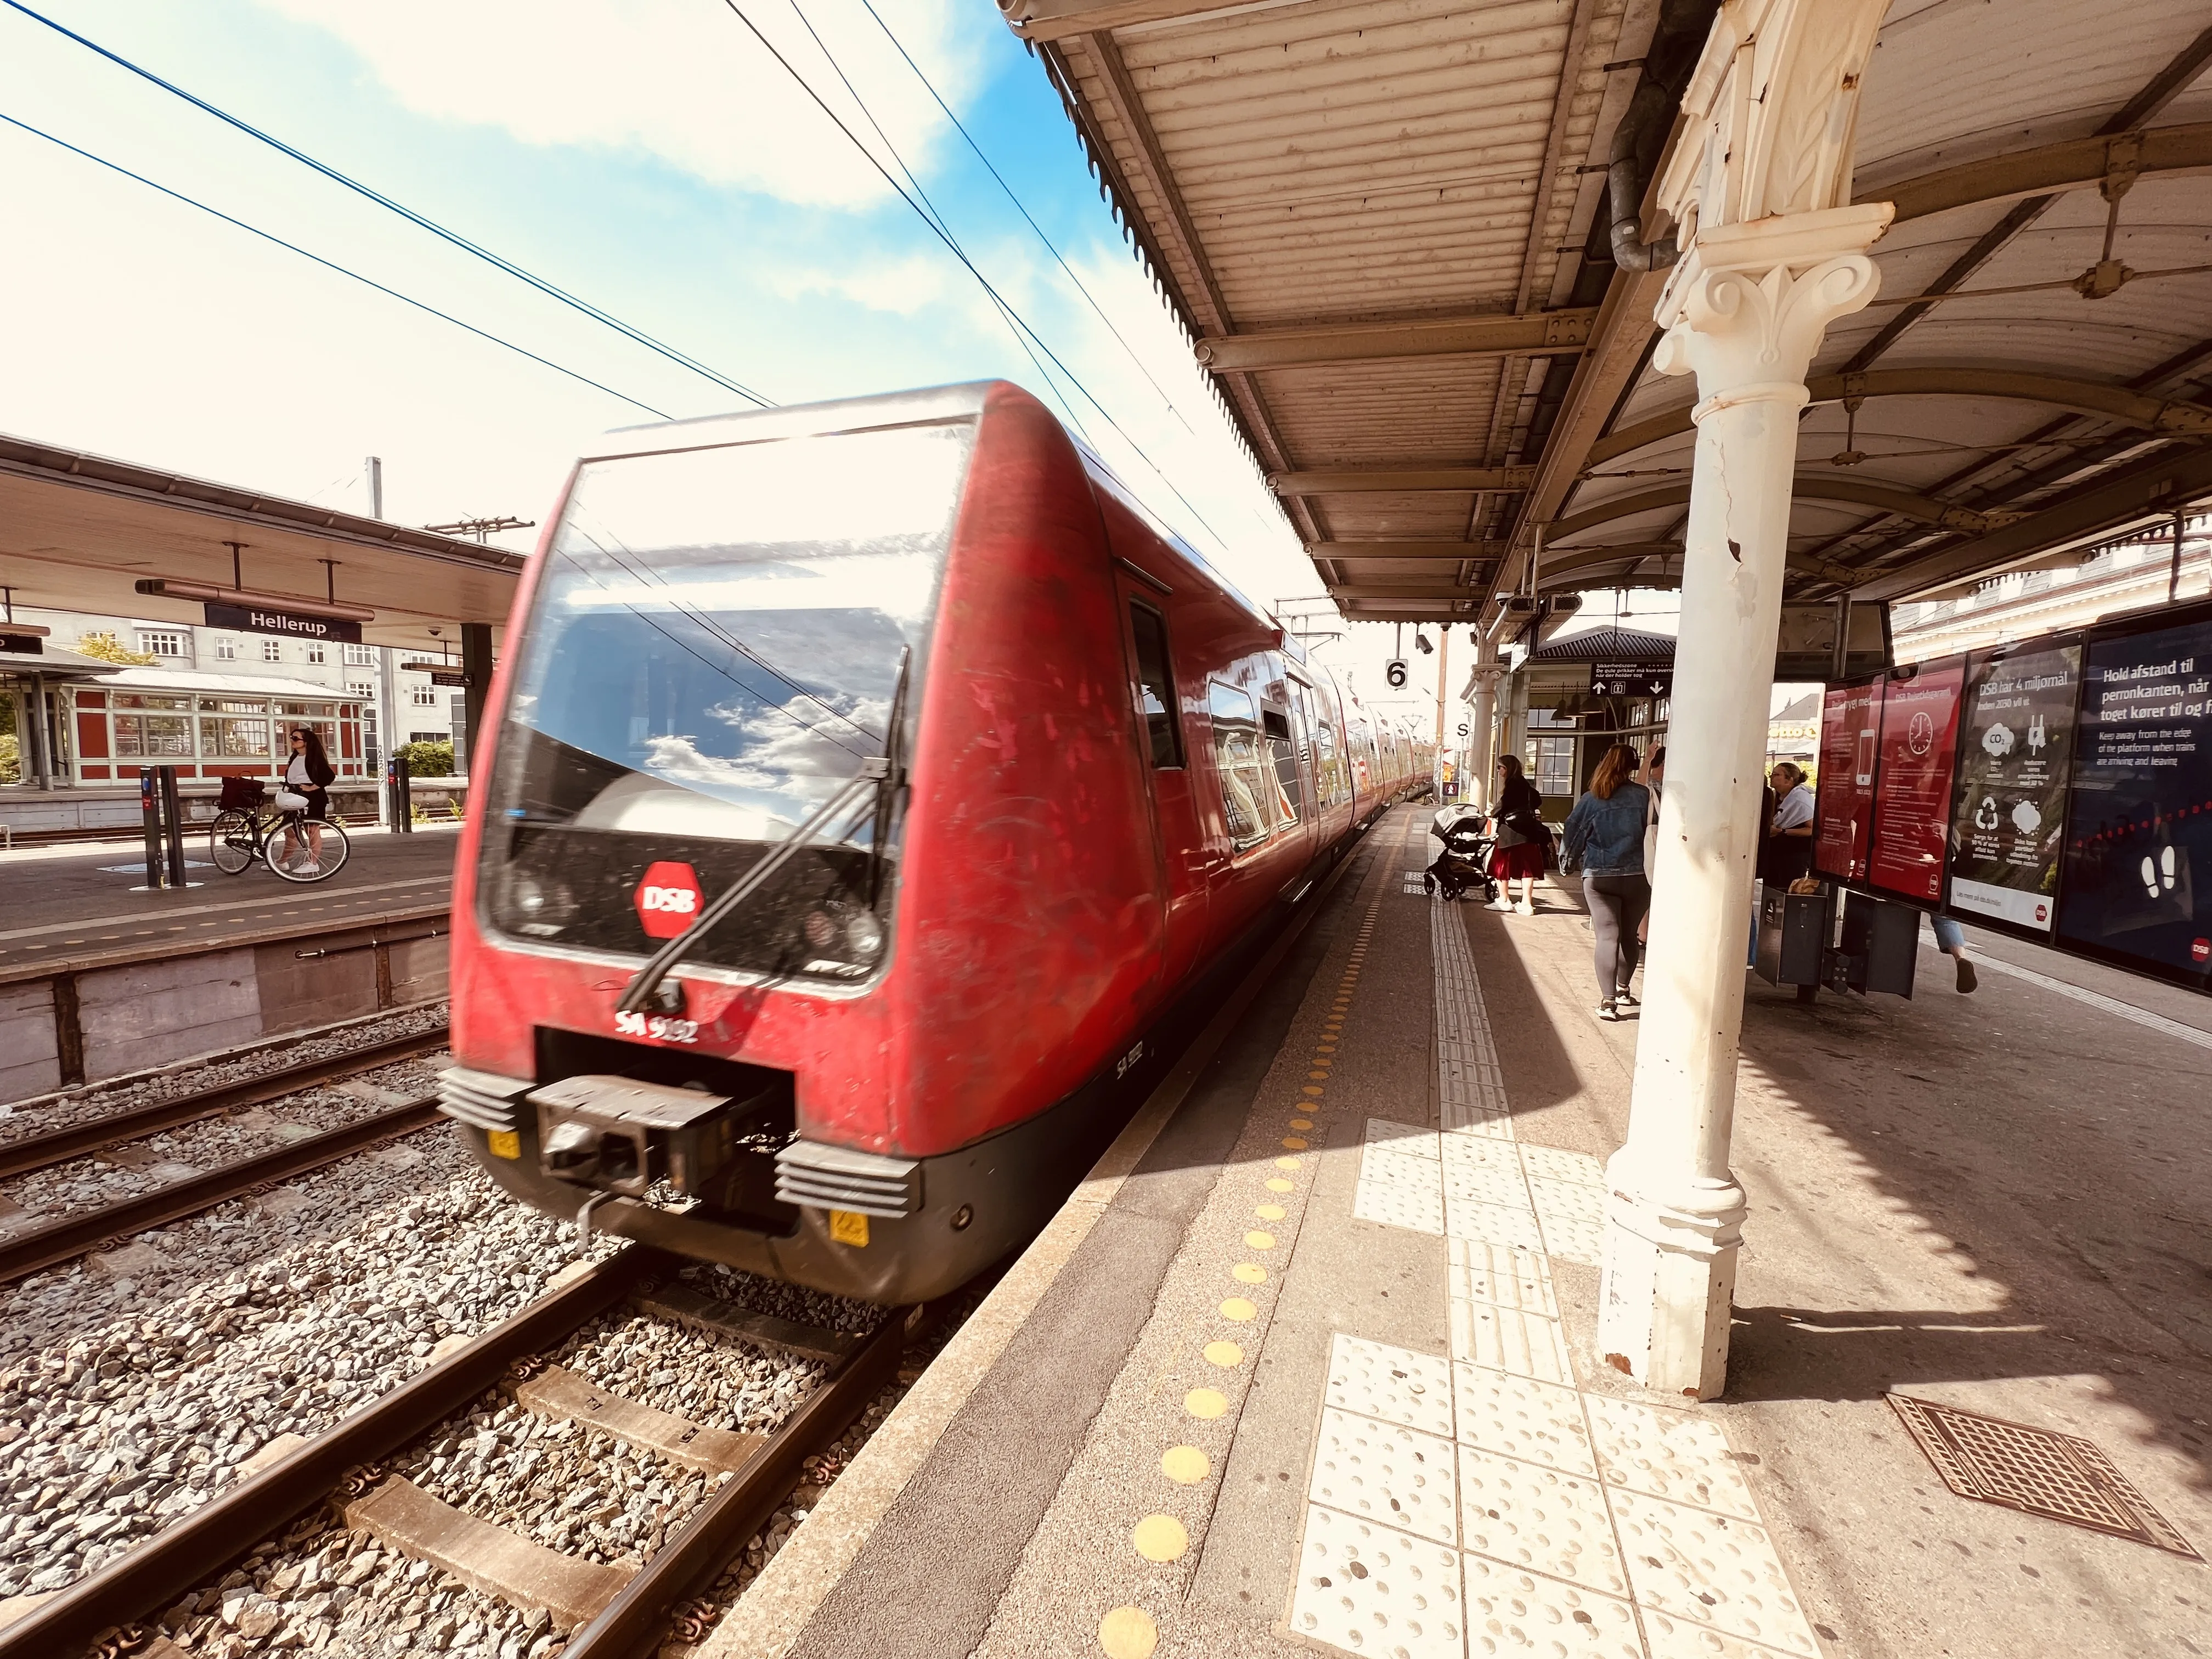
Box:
[0,1026,451,1285]
[0,1245,941,1659]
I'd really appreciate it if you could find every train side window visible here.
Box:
[1209,681,1289,849]
[1127,600,1184,768]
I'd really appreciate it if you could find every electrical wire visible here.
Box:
[727,0,1232,554]
[855,0,1194,430]
[0,110,674,419]
[1,0,774,409]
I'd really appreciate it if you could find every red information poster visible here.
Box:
[1869,658,1965,901]
[1814,680,1882,881]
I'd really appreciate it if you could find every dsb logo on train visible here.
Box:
[634,862,703,939]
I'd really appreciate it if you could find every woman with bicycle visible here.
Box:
[279,726,335,874]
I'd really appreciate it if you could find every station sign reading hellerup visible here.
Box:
[202,601,363,644]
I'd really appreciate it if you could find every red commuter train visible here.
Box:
[438,382,1431,1302]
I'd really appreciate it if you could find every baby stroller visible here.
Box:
[1424,808,1498,903]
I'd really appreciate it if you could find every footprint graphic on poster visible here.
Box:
[2141,845,2179,898]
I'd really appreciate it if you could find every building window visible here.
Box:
[348,681,376,700]
[214,638,238,662]
[261,639,283,662]
[344,643,376,666]
[136,630,188,658]
[1525,735,1575,801]
[409,731,446,744]
[411,687,438,707]
[304,641,325,664]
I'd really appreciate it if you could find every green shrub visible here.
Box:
[396,740,455,777]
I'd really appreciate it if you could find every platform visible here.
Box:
[0,828,456,979]
[701,803,2212,1659]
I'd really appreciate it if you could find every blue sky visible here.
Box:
[0,0,1468,713]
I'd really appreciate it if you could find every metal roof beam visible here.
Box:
[1551,477,1997,540]
[1850,444,2212,601]
[1326,584,1485,600]
[1307,540,1509,561]
[1002,0,1254,44]
[1589,369,2212,465]
[1878,122,2212,225]
[1274,467,1537,496]
[1196,311,1598,374]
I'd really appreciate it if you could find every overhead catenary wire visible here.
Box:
[0,110,673,419]
[855,0,1194,431]
[727,0,1232,555]
[1,0,774,409]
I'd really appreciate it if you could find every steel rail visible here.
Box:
[0,1247,674,1659]
[0,1025,451,1181]
[0,1096,443,1285]
[561,1308,914,1659]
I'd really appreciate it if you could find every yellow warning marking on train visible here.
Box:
[1245,1230,1277,1250]
[1265,1177,1294,1193]
[1185,1387,1228,1419]
[1098,1605,1158,1659]
[1220,1297,1257,1322]
[1232,1263,1266,1285]
[486,1130,521,1160]
[1204,1340,1243,1367]
[828,1210,870,1248]
[1289,1118,1313,1131]
[1161,1445,1210,1485]
[1280,1137,1308,1150]
[1132,1514,1189,1562]
[1254,1204,1285,1221]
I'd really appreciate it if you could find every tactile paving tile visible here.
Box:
[1528,1178,1609,1266]
[1449,1240,1558,1318]
[1356,1146,1446,1234]
[1461,1554,1644,1658]
[1639,1611,1818,1659]
[1519,1144,1606,1187]
[1311,1407,1461,1547]
[1454,1363,1596,1475]
[1367,1118,1441,1157]
[1610,1488,1819,1655]
[1444,1197,1546,1251]
[1441,1133,1525,1174]
[1290,1505,1465,1659]
[1457,1301,1575,1385]
[1328,1335,1457,1439]
[1443,1157,1538,1210]
[1585,1396,1761,1519]
[1457,1443,1629,1597]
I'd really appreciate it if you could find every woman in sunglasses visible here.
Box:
[280,726,336,872]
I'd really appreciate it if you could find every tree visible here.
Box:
[74,630,157,665]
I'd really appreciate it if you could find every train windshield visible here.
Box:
[480,419,974,980]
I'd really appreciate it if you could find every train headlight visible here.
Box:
[844,909,885,961]
[803,909,839,951]
[510,872,576,934]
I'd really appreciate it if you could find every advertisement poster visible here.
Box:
[1814,680,1882,882]
[1947,643,2080,931]
[2056,612,2212,989]
[1869,659,1964,902]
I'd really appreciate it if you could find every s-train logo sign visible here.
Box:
[634,862,703,939]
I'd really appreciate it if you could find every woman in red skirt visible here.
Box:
[1488,753,1548,914]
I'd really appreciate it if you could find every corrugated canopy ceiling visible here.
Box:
[1002,0,2212,625]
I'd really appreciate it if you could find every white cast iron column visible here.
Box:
[1466,635,1505,811]
[1597,0,1893,1398]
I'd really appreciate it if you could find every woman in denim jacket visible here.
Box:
[1562,744,1653,1020]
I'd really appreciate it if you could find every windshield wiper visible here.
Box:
[618,754,891,1015]
[865,646,912,908]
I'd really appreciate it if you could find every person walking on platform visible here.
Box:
[1486,754,1547,915]
[1931,915,1978,993]
[1563,743,1652,1021]
[1638,746,1664,946]
[1762,761,1816,885]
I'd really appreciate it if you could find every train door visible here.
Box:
[1115,575,1210,995]
[1285,673,1331,841]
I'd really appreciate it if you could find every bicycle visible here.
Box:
[207,783,352,883]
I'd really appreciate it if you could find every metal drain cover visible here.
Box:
[1888,1394,2199,1558]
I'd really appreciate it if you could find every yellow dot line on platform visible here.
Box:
[1099,1605,1158,1659]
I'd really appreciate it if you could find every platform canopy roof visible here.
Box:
[0,433,522,652]
[1001,0,2212,624]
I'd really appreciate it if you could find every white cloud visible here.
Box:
[256,0,984,209]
